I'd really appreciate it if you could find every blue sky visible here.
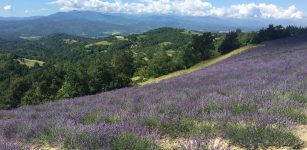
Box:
[0,0,306,19]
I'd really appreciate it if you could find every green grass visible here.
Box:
[139,45,260,86]
[85,41,112,48]
[159,42,173,47]
[181,30,202,35]
[114,36,125,40]
[17,58,45,68]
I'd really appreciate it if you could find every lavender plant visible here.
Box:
[0,36,306,149]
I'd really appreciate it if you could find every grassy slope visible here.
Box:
[18,58,45,67]
[139,45,259,86]
[85,40,112,48]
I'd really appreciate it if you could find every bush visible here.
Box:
[4,122,29,140]
[38,125,58,146]
[38,125,71,146]
[111,133,158,150]
[64,130,104,150]
[204,103,224,114]
[105,115,122,124]
[160,118,196,138]
[80,112,102,125]
[143,117,159,130]
[270,106,307,123]
[230,104,256,115]
[224,124,302,149]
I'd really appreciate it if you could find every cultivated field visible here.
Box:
[1,36,307,149]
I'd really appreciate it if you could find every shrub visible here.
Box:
[4,122,29,139]
[217,89,232,96]
[38,125,57,146]
[230,104,256,115]
[111,133,158,150]
[143,117,159,130]
[105,115,122,124]
[289,93,307,104]
[198,121,218,136]
[271,90,307,103]
[64,130,104,150]
[0,113,18,120]
[224,124,302,149]
[204,103,224,114]
[80,112,102,125]
[160,118,196,138]
[269,106,307,123]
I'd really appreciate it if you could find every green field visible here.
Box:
[85,41,112,48]
[139,45,260,86]
[18,58,45,67]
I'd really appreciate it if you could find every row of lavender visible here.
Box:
[0,36,307,149]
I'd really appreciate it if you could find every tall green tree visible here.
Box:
[181,44,202,68]
[110,50,135,88]
[191,32,215,60]
[219,31,241,54]
[89,62,113,93]
[146,50,174,77]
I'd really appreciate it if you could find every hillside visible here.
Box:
[139,45,258,85]
[0,35,306,149]
[0,27,221,109]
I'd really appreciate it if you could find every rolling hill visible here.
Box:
[0,35,306,149]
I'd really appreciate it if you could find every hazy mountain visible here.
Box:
[0,11,306,39]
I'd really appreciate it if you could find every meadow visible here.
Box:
[17,59,45,68]
[0,35,307,149]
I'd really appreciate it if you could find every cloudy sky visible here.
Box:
[0,0,306,19]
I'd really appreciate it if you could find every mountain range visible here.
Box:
[0,10,306,39]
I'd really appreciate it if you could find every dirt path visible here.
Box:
[295,125,307,150]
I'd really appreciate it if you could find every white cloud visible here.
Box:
[3,5,12,12]
[50,0,305,19]
[223,3,304,19]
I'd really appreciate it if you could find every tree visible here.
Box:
[252,25,291,44]
[219,32,241,54]
[110,50,135,88]
[181,44,202,68]
[88,62,113,93]
[56,68,88,99]
[146,50,174,77]
[191,32,215,60]
[111,51,135,77]
[7,78,30,108]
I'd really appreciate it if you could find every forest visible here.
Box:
[0,25,307,109]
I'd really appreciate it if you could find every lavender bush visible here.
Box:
[0,36,307,149]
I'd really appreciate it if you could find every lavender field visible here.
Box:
[1,35,307,150]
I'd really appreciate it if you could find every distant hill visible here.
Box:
[0,11,306,39]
